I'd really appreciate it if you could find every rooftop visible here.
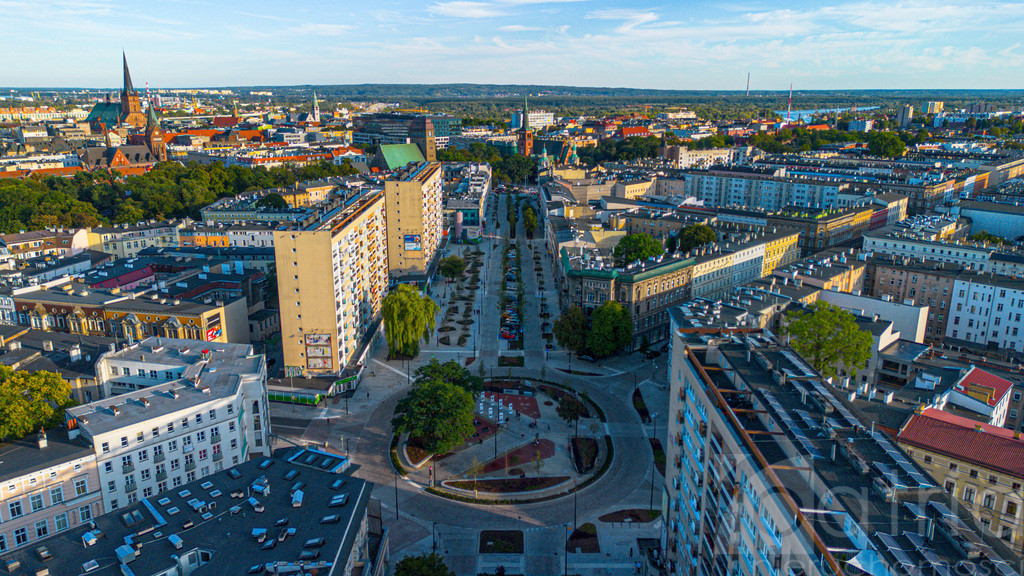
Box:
[0,449,373,576]
[898,408,1024,478]
[0,427,93,485]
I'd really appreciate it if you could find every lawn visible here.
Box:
[632,389,651,423]
[650,438,666,477]
[479,530,524,554]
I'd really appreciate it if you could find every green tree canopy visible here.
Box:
[586,301,633,358]
[414,358,483,393]
[392,377,475,454]
[613,233,664,267]
[0,366,73,439]
[677,224,717,254]
[382,284,439,358]
[781,301,872,380]
[256,193,288,210]
[394,553,455,576]
[866,131,907,158]
[522,206,538,231]
[553,305,588,355]
[438,256,467,283]
[969,231,1008,245]
[556,395,584,424]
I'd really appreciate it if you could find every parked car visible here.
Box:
[500,331,516,340]
[579,355,595,362]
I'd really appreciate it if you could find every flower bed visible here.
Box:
[498,356,524,366]
[479,530,524,554]
[566,523,600,553]
[598,509,662,523]
[571,437,598,474]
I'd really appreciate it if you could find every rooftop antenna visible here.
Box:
[746,73,751,96]
[787,83,793,124]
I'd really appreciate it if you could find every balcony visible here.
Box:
[154,452,165,463]
[185,461,196,472]
[213,452,223,462]
[121,463,135,474]
[210,433,222,444]
[125,482,137,493]
[183,444,194,454]
[156,470,167,482]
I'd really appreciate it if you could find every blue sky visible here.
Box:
[2,0,1023,89]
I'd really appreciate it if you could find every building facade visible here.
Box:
[384,162,444,280]
[274,190,388,376]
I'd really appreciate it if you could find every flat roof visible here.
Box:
[0,449,372,576]
[0,427,93,484]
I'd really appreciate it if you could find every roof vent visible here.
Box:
[42,340,53,352]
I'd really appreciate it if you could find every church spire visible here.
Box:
[122,51,135,96]
[147,103,159,129]
[522,94,530,132]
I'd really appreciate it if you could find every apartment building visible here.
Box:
[274,189,388,376]
[0,229,89,261]
[0,429,102,554]
[947,273,1024,353]
[68,337,270,513]
[682,166,852,211]
[609,209,713,239]
[86,221,187,259]
[7,280,248,345]
[689,231,800,300]
[867,256,960,341]
[664,331,1019,576]
[610,178,655,200]
[385,162,444,280]
[898,408,1024,554]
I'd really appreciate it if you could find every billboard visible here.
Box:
[404,235,422,251]
[206,325,222,341]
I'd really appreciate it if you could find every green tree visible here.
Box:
[382,284,439,358]
[613,233,664,267]
[256,193,288,209]
[553,305,588,355]
[781,301,872,380]
[867,132,907,158]
[394,553,455,576]
[0,366,73,439]
[677,224,717,254]
[438,256,467,284]
[414,358,483,393]
[664,235,678,254]
[392,378,475,454]
[556,395,584,427]
[586,301,633,358]
[969,231,1007,245]
[522,206,538,231]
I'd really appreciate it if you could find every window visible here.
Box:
[197,431,206,442]
[0,534,5,552]
[49,486,63,504]
[209,409,216,421]
[142,487,153,498]
[965,487,976,502]
[181,418,189,429]
[79,504,92,522]
[9,500,23,518]
[227,404,234,415]
[140,469,150,481]
[110,499,119,510]
[970,469,979,478]
[149,370,157,379]
[139,449,148,462]
[167,422,174,433]
[136,432,144,443]
[74,478,88,497]
[169,439,178,451]
[924,455,932,463]
[984,494,996,509]
[199,449,208,460]
[14,527,28,547]
[35,520,48,538]
[170,459,180,471]
[228,421,236,432]
[30,493,43,512]
[945,481,956,493]
[164,371,174,380]
[152,427,159,438]
[101,442,110,453]
[54,513,68,532]
[990,475,998,485]
[195,413,203,424]
[1008,501,1019,517]
[104,462,113,473]
[121,436,128,447]
[107,480,115,492]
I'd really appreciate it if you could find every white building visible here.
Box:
[947,275,1024,353]
[67,338,270,513]
[848,119,874,131]
[510,110,555,130]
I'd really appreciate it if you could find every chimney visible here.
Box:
[37,428,48,450]
[69,345,82,362]
[42,340,53,352]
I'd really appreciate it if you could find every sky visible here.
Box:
[2,0,1023,90]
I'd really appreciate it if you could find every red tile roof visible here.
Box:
[954,366,1013,407]
[897,408,1024,478]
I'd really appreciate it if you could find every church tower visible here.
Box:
[517,95,533,157]
[312,92,321,123]
[119,52,146,129]
[146,105,167,162]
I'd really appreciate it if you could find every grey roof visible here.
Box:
[0,450,372,576]
[0,427,93,484]
[0,327,119,382]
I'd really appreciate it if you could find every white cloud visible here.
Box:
[498,24,543,31]
[286,23,354,36]
[427,1,506,18]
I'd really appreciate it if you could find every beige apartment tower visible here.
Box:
[274,190,388,376]
[385,162,444,279]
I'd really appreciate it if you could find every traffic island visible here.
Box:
[480,530,524,554]
[566,523,600,553]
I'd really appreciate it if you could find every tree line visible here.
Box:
[0,160,358,234]
[437,142,537,184]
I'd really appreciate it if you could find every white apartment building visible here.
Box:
[862,230,1024,276]
[947,275,1024,353]
[682,167,849,211]
[67,337,270,513]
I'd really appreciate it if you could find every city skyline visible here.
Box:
[2,0,1024,90]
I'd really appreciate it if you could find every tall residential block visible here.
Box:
[897,104,914,128]
[663,330,1019,576]
[274,190,388,376]
[385,162,444,280]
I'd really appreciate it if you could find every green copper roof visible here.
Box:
[378,143,425,170]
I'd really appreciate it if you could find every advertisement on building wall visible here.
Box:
[206,315,222,341]
[404,235,422,251]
